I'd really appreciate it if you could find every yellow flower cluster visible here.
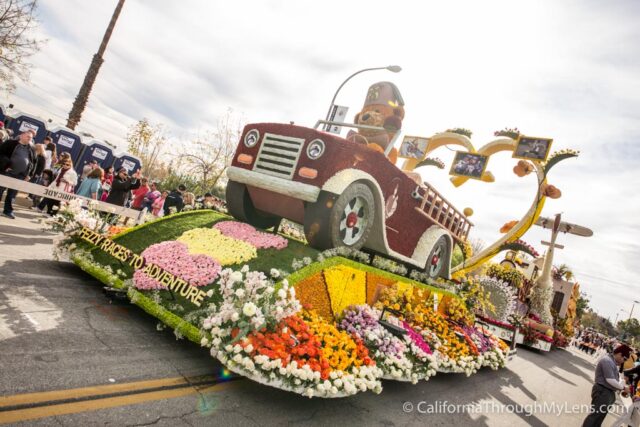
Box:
[177,228,257,265]
[375,286,473,361]
[304,310,367,371]
[323,266,366,317]
[445,298,473,325]
[410,304,472,360]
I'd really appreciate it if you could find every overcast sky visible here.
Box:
[2,0,639,321]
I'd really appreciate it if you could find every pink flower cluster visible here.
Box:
[133,241,221,290]
[402,321,432,355]
[213,221,288,250]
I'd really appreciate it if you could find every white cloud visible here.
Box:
[2,0,639,320]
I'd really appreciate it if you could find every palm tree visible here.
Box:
[552,263,574,281]
[66,0,126,129]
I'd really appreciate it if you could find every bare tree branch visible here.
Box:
[0,0,44,92]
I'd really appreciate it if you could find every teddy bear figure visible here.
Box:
[347,81,405,163]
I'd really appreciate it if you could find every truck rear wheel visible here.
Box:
[304,182,375,250]
[424,235,450,279]
[226,181,281,230]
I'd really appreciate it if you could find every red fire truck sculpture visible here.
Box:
[226,122,472,279]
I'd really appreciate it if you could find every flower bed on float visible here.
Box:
[52,203,510,398]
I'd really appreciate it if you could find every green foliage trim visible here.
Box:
[543,152,579,176]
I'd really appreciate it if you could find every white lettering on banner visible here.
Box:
[93,147,108,160]
[19,121,39,134]
[57,134,75,148]
[0,174,145,222]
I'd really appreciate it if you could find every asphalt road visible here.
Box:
[0,200,631,426]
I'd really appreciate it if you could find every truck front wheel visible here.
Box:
[304,182,375,250]
[226,181,281,230]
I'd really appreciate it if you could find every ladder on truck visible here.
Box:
[412,183,472,242]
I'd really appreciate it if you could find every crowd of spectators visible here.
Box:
[0,128,226,220]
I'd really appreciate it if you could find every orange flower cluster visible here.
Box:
[454,325,479,356]
[293,273,333,320]
[244,315,331,379]
[106,225,129,237]
[303,310,374,371]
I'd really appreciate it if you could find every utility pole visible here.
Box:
[66,0,126,130]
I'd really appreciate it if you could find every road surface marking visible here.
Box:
[0,375,241,424]
[0,284,62,339]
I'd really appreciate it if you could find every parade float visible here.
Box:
[53,80,583,397]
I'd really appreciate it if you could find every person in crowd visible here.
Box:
[0,121,10,142]
[152,190,168,217]
[142,181,161,211]
[183,191,195,209]
[80,160,98,182]
[624,348,638,371]
[131,177,150,211]
[203,192,215,207]
[624,356,640,395]
[33,144,47,181]
[51,152,71,175]
[31,169,54,209]
[27,144,47,205]
[40,158,78,215]
[101,166,115,202]
[0,131,37,219]
[106,168,141,207]
[163,184,186,216]
[582,344,632,427]
[43,137,56,169]
[76,167,104,200]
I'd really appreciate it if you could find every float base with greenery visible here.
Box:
[52,202,511,398]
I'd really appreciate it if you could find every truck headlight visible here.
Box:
[307,139,325,160]
[244,129,260,148]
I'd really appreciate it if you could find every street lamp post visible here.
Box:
[324,65,402,122]
[629,300,640,320]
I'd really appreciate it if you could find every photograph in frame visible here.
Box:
[449,151,489,180]
[398,136,429,160]
[513,136,553,161]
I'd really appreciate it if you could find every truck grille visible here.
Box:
[253,133,305,179]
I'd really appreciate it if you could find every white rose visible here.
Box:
[242,302,257,317]
[277,289,287,299]
[200,337,209,347]
[230,271,243,283]
[235,288,246,298]
[270,268,280,278]
[231,312,240,322]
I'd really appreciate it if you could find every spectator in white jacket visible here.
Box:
[38,158,78,215]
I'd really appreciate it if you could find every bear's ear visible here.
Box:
[384,115,402,131]
[353,112,361,124]
[393,107,405,119]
